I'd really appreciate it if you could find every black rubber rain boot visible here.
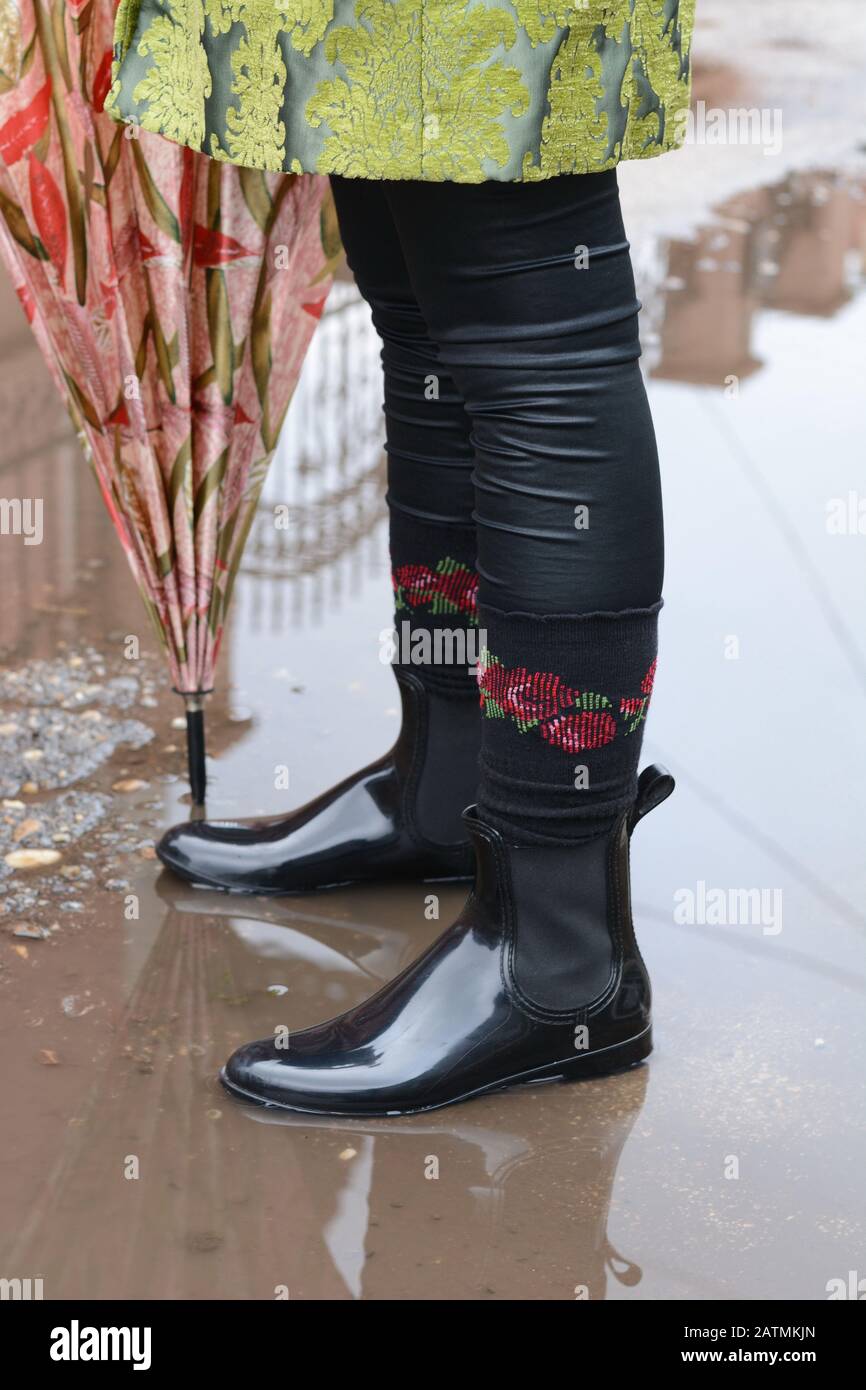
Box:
[156,671,479,894]
[220,764,674,1114]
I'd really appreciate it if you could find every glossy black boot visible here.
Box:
[220,764,675,1115]
[157,671,478,894]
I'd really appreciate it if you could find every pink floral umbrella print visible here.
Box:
[0,0,338,800]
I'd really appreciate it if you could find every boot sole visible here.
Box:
[218,1026,652,1118]
[156,850,475,895]
[161,870,474,897]
[157,851,473,897]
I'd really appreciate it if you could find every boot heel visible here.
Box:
[559,1027,652,1083]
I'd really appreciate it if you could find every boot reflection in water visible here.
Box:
[216,174,675,1115]
[242,1067,648,1300]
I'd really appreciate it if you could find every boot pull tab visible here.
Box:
[628,763,675,832]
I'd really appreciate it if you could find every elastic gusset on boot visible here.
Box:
[476,603,661,844]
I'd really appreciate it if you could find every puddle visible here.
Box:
[0,83,864,1298]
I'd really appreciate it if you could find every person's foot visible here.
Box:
[219,764,674,1115]
[156,671,479,894]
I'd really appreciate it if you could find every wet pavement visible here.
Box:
[1,10,865,1300]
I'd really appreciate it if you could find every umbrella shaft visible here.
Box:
[185,706,207,805]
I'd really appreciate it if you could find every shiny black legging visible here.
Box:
[329,170,663,615]
[330,171,663,844]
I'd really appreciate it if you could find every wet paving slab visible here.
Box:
[1,94,865,1299]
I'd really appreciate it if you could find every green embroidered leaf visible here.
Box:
[206,267,235,405]
[49,0,72,92]
[319,187,342,260]
[250,284,273,443]
[62,370,101,430]
[131,138,181,243]
[168,436,192,516]
[156,548,174,579]
[194,449,229,525]
[238,166,272,233]
[0,186,43,257]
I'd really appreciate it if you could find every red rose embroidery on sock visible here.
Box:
[479,649,657,749]
[540,710,618,751]
[478,661,576,726]
[393,559,478,618]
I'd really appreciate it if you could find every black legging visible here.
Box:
[330,171,663,844]
[330,170,663,616]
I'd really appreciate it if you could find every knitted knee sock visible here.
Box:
[384,362,481,839]
[476,604,660,845]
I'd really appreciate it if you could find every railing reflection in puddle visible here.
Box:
[237,282,387,635]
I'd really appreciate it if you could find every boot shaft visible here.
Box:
[463,764,674,1023]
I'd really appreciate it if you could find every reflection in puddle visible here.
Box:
[647,170,865,384]
[8,888,646,1300]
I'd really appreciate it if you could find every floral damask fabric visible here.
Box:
[108,0,696,183]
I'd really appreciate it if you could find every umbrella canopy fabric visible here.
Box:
[0,0,337,793]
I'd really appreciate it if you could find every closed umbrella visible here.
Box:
[0,0,338,800]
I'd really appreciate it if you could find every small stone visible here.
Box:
[0,722,20,736]
[138,846,157,860]
[5,849,62,871]
[339,1148,358,1161]
[80,709,102,722]
[171,716,186,730]
[112,777,148,792]
[62,994,94,1017]
[206,1109,222,1121]
[22,749,45,762]
[12,818,42,843]
[60,865,82,879]
[38,1049,60,1065]
[2,800,25,810]
[21,782,38,795]
[11,923,47,939]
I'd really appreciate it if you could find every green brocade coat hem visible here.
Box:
[107,0,696,183]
